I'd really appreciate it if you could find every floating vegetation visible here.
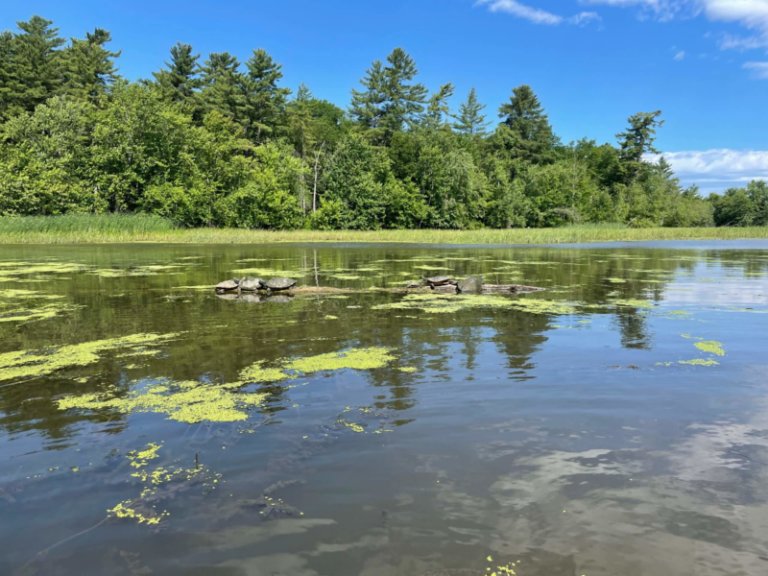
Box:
[92,264,186,278]
[338,419,365,433]
[413,265,452,272]
[373,293,577,316]
[0,332,180,382]
[329,274,363,281]
[239,346,397,384]
[0,262,88,281]
[108,442,219,526]
[679,358,720,367]
[607,277,627,284]
[232,267,305,278]
[324,315,339,320]
[399,366,418,374]
[0,302,80,324]
[610,298,654,309]
[695,340,726,357]
[57,378,268,424]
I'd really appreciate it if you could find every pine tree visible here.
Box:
[200,52,245,124]
[350,48,427,143]
[422,83,454,130]
[454,87,487,135]
[153,43,200,103]
[498,84,558,164]
[241,48,291,141]
[2,16,65,117]
[616,110,663,183]
[61,28,120,101]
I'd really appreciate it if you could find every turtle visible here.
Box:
[264,277,297,292]
[424,276,456,288]
[215,279,239,293]
[457,275,483,294]
[238,277,264,292]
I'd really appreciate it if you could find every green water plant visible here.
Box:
[0,332,180,382]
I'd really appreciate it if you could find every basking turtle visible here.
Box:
[215,279,239,293]
[424,276,456,288]
[264,277,297,292]
[238,277,264,292]
[457,275,483,294]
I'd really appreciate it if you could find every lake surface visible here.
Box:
[1,242,767,576]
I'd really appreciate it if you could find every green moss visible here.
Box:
[695,340,725,357]
[0,332,180,382]
[57,379,269,424]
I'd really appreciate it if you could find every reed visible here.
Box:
[0,216,766,245]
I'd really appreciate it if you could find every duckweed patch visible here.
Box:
[0,302,80,324]
[695,340,726,357]
[108,442,219,526]
[0,332,180,382]
[373,293,577,316]
[239,346,397,384]
[679,358,720,367]
[232,267,305,278]
[610,298,654,309]
[399,366,418,374]
[57,378,269,424]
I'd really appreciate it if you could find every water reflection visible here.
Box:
[1,243,767,575]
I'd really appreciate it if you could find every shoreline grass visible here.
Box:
[0,215,767,245]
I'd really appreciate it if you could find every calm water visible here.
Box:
[1,242,768,576]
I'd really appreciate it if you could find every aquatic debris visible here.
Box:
[0,332,180,382]
[57,379,269,424]
[695,340,726,357]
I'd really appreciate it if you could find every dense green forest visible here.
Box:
[0,16,765,229]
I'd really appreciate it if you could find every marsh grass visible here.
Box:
[1,215,767,245]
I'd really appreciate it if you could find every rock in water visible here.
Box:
[457,275,483,294]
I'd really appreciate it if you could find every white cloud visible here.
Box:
[648,149,768,192]
[581,0,691,20]
[477,0,563,25]
[570,11,603,25]
[743,60,768,77]
[674,49,686,60]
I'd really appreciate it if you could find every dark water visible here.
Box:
[1,242,768,576]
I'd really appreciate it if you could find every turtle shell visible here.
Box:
[265,277,297,291]
[425,276,455,287]
[215,279,239,292]
[238,277,264,291]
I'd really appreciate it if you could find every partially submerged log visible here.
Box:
[212,283,545,297]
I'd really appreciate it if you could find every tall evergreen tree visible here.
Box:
[422,83,454,130]
[454,87,487,135]
[61,28,120,101]
[498,84,558,164]
[153,42,200,103]
[241,48,291,141]
[200,52,245,124]
[350,48,427,143]
[616,110,663,183]
[1,16,65,117]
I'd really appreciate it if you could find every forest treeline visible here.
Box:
[1,16,765,229]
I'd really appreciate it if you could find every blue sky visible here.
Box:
[2,0,768,192]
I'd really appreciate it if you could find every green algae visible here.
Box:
[0,332,180,382]
[695,340,726,357]
[679,358,720,367]
[57,379,269,424]
[413,265,452,272]
[92,265,186,278]
[607,277,627,284]
[286,347,395,374]
[610,298,654,309]
[239,346,397,384]
[324,315,339,320]
[232,267,305,278]
[373,293,577,316]
[0,262,88,281]
[399,366,418,374]
[108,442,217,526]
[338,419,365,433]
[329,274,363,281]
[0,288,64,300]
[0,302,80,324]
